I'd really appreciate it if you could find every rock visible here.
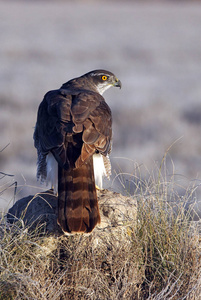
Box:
[7,189,137,235]
[7,190,62,234]
[97,189,137,230]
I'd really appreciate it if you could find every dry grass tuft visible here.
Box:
[0,160,201,299]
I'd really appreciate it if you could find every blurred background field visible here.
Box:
[1,0,201,213]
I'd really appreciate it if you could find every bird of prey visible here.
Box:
[33,70,121,234]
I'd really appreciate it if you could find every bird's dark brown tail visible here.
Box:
[57,157,100,233]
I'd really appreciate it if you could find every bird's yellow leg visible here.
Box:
[96,185,103,191]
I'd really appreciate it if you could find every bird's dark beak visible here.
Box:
[114,79,122,89]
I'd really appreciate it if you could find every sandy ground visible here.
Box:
[1,1,201,212]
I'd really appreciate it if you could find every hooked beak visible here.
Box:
[114,78,122,89]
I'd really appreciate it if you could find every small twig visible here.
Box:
[0,143,10,152]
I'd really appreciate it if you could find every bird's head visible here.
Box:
[83,69,122,95]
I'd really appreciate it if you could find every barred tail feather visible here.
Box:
[57,157,100,233]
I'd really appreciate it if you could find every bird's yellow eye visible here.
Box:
[102,75,107,81]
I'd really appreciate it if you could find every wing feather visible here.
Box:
[34,89,112,172]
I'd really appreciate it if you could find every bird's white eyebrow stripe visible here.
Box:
[90,72,110,77]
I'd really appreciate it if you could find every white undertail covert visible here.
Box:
[46,152,111,193]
